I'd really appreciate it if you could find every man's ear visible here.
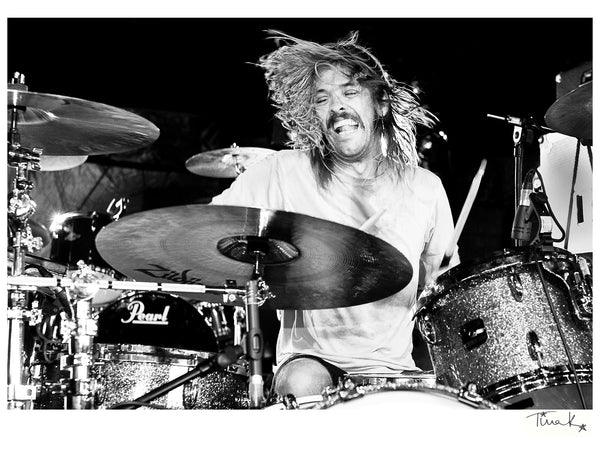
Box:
[378,94,390,116]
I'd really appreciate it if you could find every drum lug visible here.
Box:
[508,268,524,302]
[526,330,544,368]
[282,394,299,409]
[458,382,488,408]
[460,318,487,350]
[417,314,439,345]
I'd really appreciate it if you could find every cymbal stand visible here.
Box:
[58,264,99,409]
[229,142,246,176]
[7,72,45,409]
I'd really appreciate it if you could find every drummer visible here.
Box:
[211,31,459,398]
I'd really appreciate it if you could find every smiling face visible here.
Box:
[313,65,386,163]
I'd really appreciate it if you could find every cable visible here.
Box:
[533,169,566,243]
[534,258,587,409]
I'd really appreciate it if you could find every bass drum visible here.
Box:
[416,247,592,409]
[49,211,125,306]
[94,292,248,409]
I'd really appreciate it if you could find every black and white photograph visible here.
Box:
[3,1,596,446]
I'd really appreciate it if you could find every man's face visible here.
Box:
[313,66,382,161]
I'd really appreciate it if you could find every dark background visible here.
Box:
[7,17,593,368]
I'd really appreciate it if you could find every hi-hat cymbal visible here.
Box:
[185,147,275,178]
[39,155,88,171]
[95,205,412,310]
[7,89,160,156]
[544,81,592,143]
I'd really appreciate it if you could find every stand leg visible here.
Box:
[7,291,36,409]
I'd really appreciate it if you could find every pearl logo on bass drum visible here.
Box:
[120,300,171,325]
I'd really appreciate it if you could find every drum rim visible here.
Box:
[416,246,573,314]
[94,342,215,365]
[315,380,500,410]
[481,364,593,403]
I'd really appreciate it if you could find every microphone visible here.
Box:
[511,171,535,245]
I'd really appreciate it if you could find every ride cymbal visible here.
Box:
[95,205,413,310]
[544,81,592,143]
[7,89,160,156]
[185,147,275,178]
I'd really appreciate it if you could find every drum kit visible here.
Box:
[6,70,593,411]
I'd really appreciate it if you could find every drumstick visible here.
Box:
[440,159,487,269]
[359,207,387,232]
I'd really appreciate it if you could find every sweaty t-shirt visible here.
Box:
[211,149,458,374]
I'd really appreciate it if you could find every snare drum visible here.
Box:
[416,247,592,409]
[94,292,249,409]
[49,211,125,305]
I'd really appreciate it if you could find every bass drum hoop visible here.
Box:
[314,381,500,410]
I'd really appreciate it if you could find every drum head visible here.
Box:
[49,211,114,268]
[96,292,218,353]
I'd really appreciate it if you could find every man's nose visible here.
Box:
[330,92,346,112]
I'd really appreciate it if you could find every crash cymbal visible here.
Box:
[95,205,412,310]
[544,81,592,143]
[185,146,275,178]
[7,89,160,156]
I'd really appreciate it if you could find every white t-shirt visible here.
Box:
[211,149,458,374]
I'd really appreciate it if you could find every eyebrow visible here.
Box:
[315,80,358,94]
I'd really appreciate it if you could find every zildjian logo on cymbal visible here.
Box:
[134,264,204,284]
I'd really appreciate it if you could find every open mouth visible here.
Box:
[332,118,359,134]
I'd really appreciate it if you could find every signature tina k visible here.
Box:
[526,411,587,432]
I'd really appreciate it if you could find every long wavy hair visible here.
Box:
[258,30,436,187]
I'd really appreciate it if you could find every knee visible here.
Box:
[273,358,333,398]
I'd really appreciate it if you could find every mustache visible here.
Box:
[326,111,362,129]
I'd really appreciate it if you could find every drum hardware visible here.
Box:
[56,264,100,409]
[526,331,544,366]
[482,365,593,409]
[233,306,246,346]
[198,302,233,346]
[311,379,501,410]
[7,72,45,409]
[507,267,524,301]
[185,143,275,178]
